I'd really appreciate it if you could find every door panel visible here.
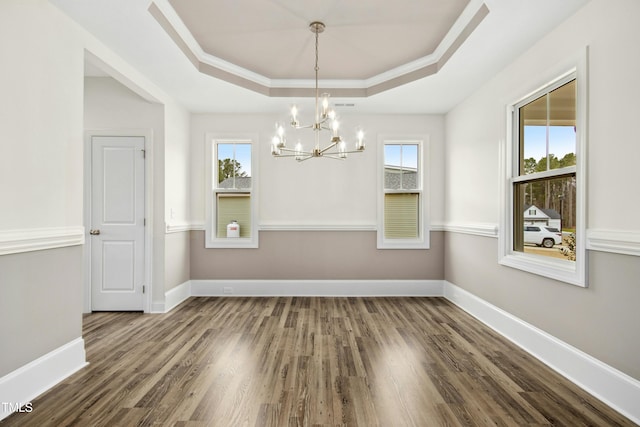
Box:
[103,147,137,223]
[102,241,135,291]
[91,136,145,311]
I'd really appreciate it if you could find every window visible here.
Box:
[205,137,258,248]
[500,57,587,286]
[378,137,429,249]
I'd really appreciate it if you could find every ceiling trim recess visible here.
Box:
[148,0,489,98]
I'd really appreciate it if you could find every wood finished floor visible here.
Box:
[2,297,635,427]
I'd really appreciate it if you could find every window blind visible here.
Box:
[216,194,251,238]
[384,193,419,238]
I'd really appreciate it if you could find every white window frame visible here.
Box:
[205,134,259,249]
[499,49,588,287]
[377,135,430,249]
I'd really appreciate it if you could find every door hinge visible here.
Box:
[142,285,145,294]
[141,149,146,159]
[144,218,146,226]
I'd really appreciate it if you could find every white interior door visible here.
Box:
[90,136,145,311]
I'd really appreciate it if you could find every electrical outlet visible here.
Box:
[223,287,233,294]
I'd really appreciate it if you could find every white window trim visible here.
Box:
[499,48,588,287]
[205,134,259,249]
[377,135,430,249]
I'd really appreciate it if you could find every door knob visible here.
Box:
[89,229,101,235]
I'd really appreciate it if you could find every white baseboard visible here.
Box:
[0,338,87,421]
[190,279,444,297]
[162,280,191,312]
[443,281,640,425]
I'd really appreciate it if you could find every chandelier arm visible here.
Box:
[318,143,339,155]
[296,155,315,162]
[278,147,313,155]
[274,153,311,158]
[321,151,363,156]
[292,124,315,130]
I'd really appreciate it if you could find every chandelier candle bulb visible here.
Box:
[332,120,339,137]
[322,95,330,117]
[295,141,303,161]
[339,141,347,158]
[357,130,365,150]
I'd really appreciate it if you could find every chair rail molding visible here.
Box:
[0,227,85,256]
[586,229,640,257]
[443,222,499,238]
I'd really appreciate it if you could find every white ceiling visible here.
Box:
[54,0,589,114]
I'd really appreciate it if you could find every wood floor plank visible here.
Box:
[2,297,636,427]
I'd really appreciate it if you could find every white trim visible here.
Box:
[587,229,640,257]
[150,301,166,313]
[430,222,446,232]
[259,222,377,231]
[441,225,640,256]
[186,224,446,233]
[159,280,191,313]
[0,338,87,421]
[165,221,199,233]
[191,280,443,297]
[0,227,84,256]
[443,222,498,238]
[443,282,640,425]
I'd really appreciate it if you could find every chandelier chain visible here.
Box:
[315,27,320,126]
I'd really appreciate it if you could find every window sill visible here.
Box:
[499,252,586,287]
[205,237,259,249]
[377,237,430,250]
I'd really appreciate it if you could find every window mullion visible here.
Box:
[512,166,576,183]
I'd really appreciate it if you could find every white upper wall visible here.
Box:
[445,0,640,232]
[0,1,84,231]
[190,114,445,228]
[164,102,191,227]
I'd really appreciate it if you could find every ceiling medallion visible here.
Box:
[271,21,365,161]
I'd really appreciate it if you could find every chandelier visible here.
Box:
[271,21,365,161]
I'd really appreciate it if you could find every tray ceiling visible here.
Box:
[151,0,487,96]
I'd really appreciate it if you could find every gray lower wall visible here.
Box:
[0,246,83,377]
[444,232,640,381]
[190,230,444,280]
